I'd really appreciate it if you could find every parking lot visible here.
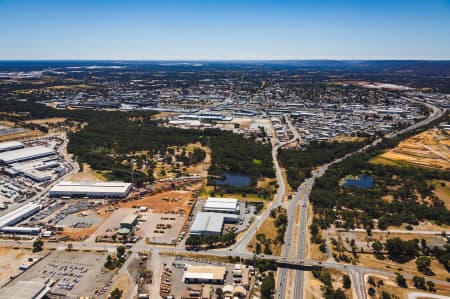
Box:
[236,201,256,233]
[13,250,113,297]
[136,212,185,245]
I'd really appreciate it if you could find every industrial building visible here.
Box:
[0,203,41,229]
[0,226,41,235]
[189,212,238,236]
[0,141,24,152]
[5,160,60,182]
[19,169,52,182]
[183,265,227,284]
[0,146,56,164]
[203,197,239,214]
[118,214,138,235]
[49,181,133,198]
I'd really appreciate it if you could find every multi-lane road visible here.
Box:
[232,135,297,253]
[0,97,446,298]
[277,98,446,299]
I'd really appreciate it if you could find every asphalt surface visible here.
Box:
[232,135,297,253]
[0,98,446,299]
[277,98,446,299]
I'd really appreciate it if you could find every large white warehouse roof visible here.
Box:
[49,181,133,198]
[204,197,239,213]
[190,212,238,236]
[0,141,24,152]
[0,203,41,228]
[0,146,55,164]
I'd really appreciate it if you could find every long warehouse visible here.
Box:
[49,181,133,198]
[189,212,238,236]
[0,203,41,228]
[0,141,24,153]
[203,197,239,214]
[0,146,56,164]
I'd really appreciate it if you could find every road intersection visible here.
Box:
[0,97,446,298]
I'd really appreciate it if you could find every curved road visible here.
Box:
[279,97,446,299]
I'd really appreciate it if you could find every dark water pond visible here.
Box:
[343,175,373,189]
[212,173,252,187]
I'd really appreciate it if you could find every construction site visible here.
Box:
[378,128,449,170]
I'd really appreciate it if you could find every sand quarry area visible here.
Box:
[381,129,449,169]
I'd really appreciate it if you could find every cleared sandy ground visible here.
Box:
[380,129,449,170]
[0,248,43,287]
[67,163,106,182]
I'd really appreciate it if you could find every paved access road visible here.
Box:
[0,97,446,299]
[232,135,297,254]
[278,97,446,299]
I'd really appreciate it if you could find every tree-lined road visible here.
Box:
[277,97,446,299]
[0,96,446,299]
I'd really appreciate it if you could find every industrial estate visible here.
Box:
[0,60,448,299]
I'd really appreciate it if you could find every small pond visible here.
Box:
[343,174,373,189]
[212,173,252,187]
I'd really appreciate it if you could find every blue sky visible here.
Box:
[0,0,449,60]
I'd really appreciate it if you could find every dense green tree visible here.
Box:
[116,246,126,257]
[110,288,123,299]
[385,238,419,263]
[260,276,275,299]
[342,274,351,289]
[416,256,431,274]
[396,273,407,288]
[412,275,426,289]
[32,239,43,252]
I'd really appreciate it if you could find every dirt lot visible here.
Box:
[122,190,195,215]
[0,248,45,287]
[24,117,67,125]
[365,274,450,298]
[380,129,449,170]
[358,254,450,282]
[56,203,113,241]
[310,243,328,261]
[330,231,448,253]
[60,190,195,242]
[60,213,109,241]
[302,268,353,299]
[432,180,450,209]
[153,143,211,182]
[303,271,323,299]
[67,163,106,182]
[185,143,211,179]
[107,274,130,298]
[85,208,136,243]
[329,230,450,281]
[151,112,177,120]
[331,135,366,143]
[0,129,44,142]
[247,207,286,256]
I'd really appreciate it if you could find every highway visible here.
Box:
[0,97,446,298]
[232,135,297,253]
[277,97,446,299]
